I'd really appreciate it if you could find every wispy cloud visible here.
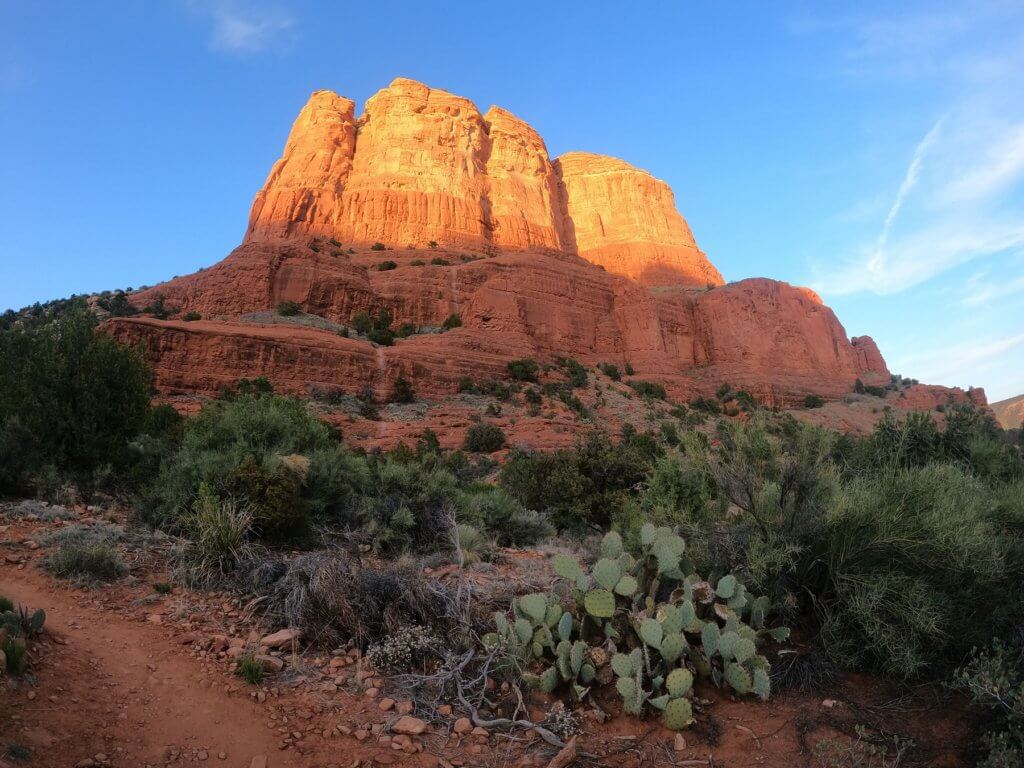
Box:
[188,1,295,54]
[812,104,1024,297]
[895,332,1024,384]
[942,123,1024,202]
[961,265,1024,307]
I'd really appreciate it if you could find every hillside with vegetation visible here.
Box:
[2,303,1023,767]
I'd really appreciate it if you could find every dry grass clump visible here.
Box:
[248,551,453,649]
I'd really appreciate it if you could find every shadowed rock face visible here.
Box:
[115,77,913,414]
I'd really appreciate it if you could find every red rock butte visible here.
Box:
[111,77,919,410]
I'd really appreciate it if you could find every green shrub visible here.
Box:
[507,358,539,382]
[598,362,621,381]
[464,423,506,453]
[351,311,372,335]
[276,300,300,317]
[804,394,825,408]
[559,358,588,388]
[457,376,477,394]
[359,458,461,554]
[624,362,635,376]
[821,464,1016,677]
[96,290,138,317]
[182,311,202,322]
[367,327,394,346]
[143,393,343,530]
[371,242,387,251]
[442,313,462,330]
[389,376,416,404]
[428,241,438,249]
[395,322,417,338]
[179,484,256,583]
[0,307,152,494]
[377,260,397,271]
[863,384,887,398]
[501,432,655,531]
[410,259,425,266]
[461,486,553,546]
[690,396,721,414]
[627,380,667,400]
[954,639,1024,768]
[237,654,265,685]
[430,257,450,266]
[42,541,127,582]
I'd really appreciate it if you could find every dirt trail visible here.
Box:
[1,566,298,768]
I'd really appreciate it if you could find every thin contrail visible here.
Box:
[870,117,945,272]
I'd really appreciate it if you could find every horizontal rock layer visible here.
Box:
[121,245,888,406]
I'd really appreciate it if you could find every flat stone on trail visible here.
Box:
[260,628,300,649]
[254,654,285,673]
[392,716,428,736]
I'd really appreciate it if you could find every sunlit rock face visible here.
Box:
[114,77,926,427]
[553,152,723,288]
[244,78,722,286]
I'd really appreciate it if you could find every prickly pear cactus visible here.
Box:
[488,528,790,730]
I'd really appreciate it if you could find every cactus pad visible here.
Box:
[701,622,720,656]
[584,588,616,618]
[601,530,624,558]
[715,574,737,599]
[662,697,694,730]
[611,652,636,678]
[666,668,694,696]
[519,593,548,623]
[557,611,573,642]
[660,632,686,664]
[592,558,622,590]
[639,617,663,649]
[539,665,559,693]
[614,574,639,597]
[733,636,756,665]
[753,667,771,701]
[724,662,752,694]
[552,553,583,581]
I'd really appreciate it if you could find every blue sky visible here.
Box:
[2,1,1023,401]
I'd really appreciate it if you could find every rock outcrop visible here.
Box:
[243,78,722,286]
[113,77,925,426]
[989,394,1023,429]
[555,152,723,288]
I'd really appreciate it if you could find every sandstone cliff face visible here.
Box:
[247,91,357,242]
[555,153,724,288]
[244,79,722,286]
[117,77,919,424]
[850,336,889,377]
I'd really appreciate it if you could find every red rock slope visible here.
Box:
[991,394,1024,429]
[113,78,895,407]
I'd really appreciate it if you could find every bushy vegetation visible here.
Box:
[4,293,1022,751]
[627,380,667,400]
[275,300,301,317]
[463,422,506,453]
[0,306,153,495]
[507,358,539,382]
